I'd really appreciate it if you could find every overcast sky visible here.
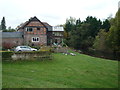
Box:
[0,0,119,28]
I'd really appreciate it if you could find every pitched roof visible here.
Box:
[1,32,23,38]
[42,22,52,31]
[18,16,47,30]
[18,21,29,29]
[42,22,52,27]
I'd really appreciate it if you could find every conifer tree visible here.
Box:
[1,17,6,31]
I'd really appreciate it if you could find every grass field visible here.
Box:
[2,51,118,88]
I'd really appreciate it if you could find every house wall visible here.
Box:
[25,21,47,34]
[24,34,47,46]
[23,21,47,46]
[52,31,64,44]
[47,31,64,45]
[47,31,53,45]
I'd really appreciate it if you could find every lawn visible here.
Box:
[2,51,118,88]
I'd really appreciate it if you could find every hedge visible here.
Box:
[2,51,52,61]
[2,51,14,60]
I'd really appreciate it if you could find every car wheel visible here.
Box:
[18,50,22,52]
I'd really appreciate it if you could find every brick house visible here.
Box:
[1,16,64,49]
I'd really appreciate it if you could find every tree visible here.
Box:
[7,26,16,32]
[84,16,102,37]
[107,8,120,52]
[68,23,94,49]
[64,17,76,32]
[102,19,110,32]
[77,23,94,49]
[64,16,102,49]
[1,17,6,31]
[93,29,109,51]
[64,17,77,46]
[76,18,81,26]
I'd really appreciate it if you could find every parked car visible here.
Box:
[14,46,37,52]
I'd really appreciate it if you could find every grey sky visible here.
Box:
[0,0,119,28]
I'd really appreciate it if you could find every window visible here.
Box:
[26,27,33,32]
[37,27,40,30]
[32,37,39,42]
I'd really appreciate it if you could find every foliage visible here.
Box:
[2,51,14,59]
[64,17,76,32]
[0,47,2,50]
[40,46,51,52]
[2,52,118,88]
[1,17,6,31]
[92,9,120,56]
[31,46,40,50]
[63,11,120,54]
[14,51,51,54]
[2,51,52,61]
[0,17,16,32]
[3,26,16,32]
[84,16,102,37]
[2,42,14,49]
[93,29,109,51]
[102,19,111,32]
[107,8,120,52]
[64,16,102,49]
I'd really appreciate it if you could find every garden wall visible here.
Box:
[2,51,52,61]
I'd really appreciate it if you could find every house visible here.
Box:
[1,16,64,49]
[52,26,64,44]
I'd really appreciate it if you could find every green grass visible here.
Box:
[2,52,118,88]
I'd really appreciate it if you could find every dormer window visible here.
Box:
[26,27,33,32]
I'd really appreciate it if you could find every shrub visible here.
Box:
[2,42,14,49]
[31,46,40,50]
[2,51,14,60]
[40,46,52,52]
[0,47,2,50]
[14,51,50,54]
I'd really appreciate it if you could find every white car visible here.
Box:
[14,46,37,52]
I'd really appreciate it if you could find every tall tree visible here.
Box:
[102,19,111,32]
[84,16,102,37]
[64,17,76,32]
[1,17,6,31]
[107,8,120,52]
[75,18,82,30]
[93,29,108,51]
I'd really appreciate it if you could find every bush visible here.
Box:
[31,46,40,50]
[40,46,52,52]
[0,47,2,50]
[2,42,14,49]
[14,51,50,54]
[2,51,14,60]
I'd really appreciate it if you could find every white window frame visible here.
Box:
[26,27,33,32]
[32,37,40,42]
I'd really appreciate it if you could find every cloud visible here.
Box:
[0,0,119,28]
[118,1,120,8]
